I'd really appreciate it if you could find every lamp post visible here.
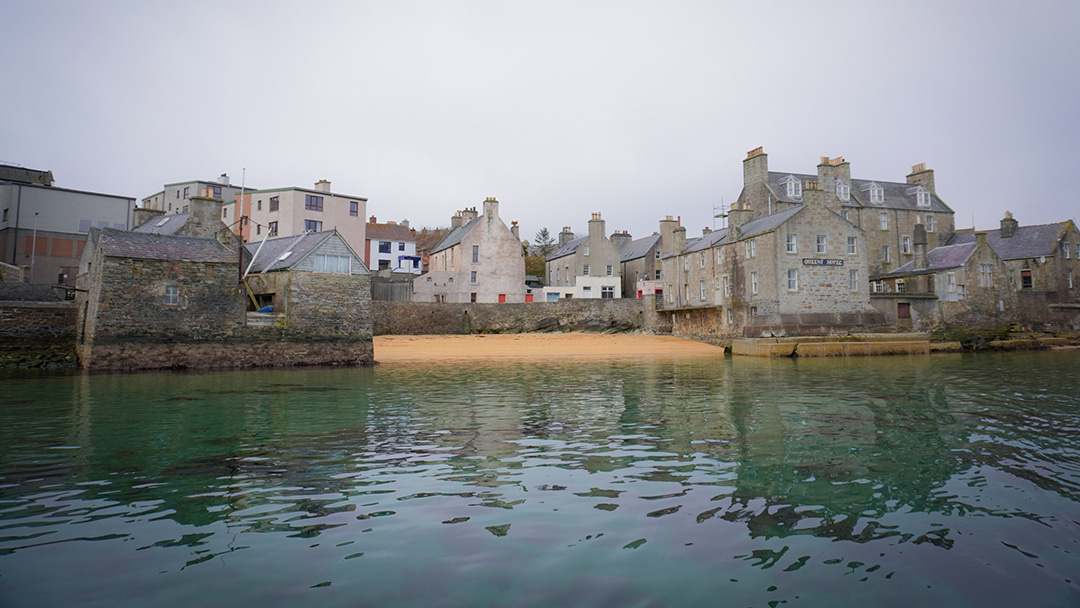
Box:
[30,212,39,283]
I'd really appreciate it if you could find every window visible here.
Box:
[751,272,758,294]
[1069,270,1074,289]
[583,245,590,256]
[847,236,857,255]
[716,248,722,263]
[787,269,798,291]
[700,280,707,300]
[470,293,477,303]
[926,215,934,232]
[782,175,802,198]
[816,235,827,254]
[849,269,859,291]
[4,208,9,221]
[699,252,705,268]
[882,245,890,263]
[683,257,689,271]
[305,220,323,232]
[655,269,661,280]
[902,236,911,254]
[269,196,279,212]
[869,183,884,204]
[786,234,797,253]
[583,264,590,276]
[879,212,888,230]
[836,181,850,201]
[223,208,228,219]
[841,210,849,221]
[715,277,720,290]
[257,199,262,211]
[472,245,479,263]
[916,189,931,207]
[1065,242,1071,259]
[744,239,756,258]
[946,273,956,292]
[163,285,180,305]
[606,264,613,276]
[723,275,731,298]
[470,271,477,283]
[183,187,190,199]
[979,263,994,288]
[896,279,906,293]
[350,201,359,216]
[602,286,614,299]
[399,242,406,251]
[268,221,278,236]
[1021,269,1033,289]
[256,225,261,235]
[305,195,324,211]
[378,241,391,253]
[583,286,592,296]
[655,251,661,259]
[210,186,222,198]
[872,280,884,293]
[314,254,350,274]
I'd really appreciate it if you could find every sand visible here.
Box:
[373,333,723,361]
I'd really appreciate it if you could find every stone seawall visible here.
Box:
[0,301,77,367]
[373,299,659,335]
[82,335,373,371]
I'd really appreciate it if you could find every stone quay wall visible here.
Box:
[373,298,660,335]
[0,301,77,367]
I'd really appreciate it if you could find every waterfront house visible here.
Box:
[412,198,528,303]
[614,216,681,299]
[543,213,622,301]
[365,216,420,273]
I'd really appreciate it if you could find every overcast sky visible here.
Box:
[4,1,1078,242]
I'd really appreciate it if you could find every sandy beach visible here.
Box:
[373,333,723,361]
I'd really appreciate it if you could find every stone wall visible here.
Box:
[373,299,657,335]
[0,301,76,367]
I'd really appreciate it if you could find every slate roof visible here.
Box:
[366,222,416,242]
[547,235,587,262]
[244,230,369,274]
[764,172,952,213]
[95,227,237,263]
[618,234,660,262]
[683,228,729,254]
[132,213,188,235]
[875,242,977,278]
[737,205,805,239]
[431,216,481,254]
[948,222,1074,260]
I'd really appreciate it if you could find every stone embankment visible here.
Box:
[372,300,660,335]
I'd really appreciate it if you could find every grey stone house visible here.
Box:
[660,179,882,337]
[737,148,956,277]
[242,230,372,346]
[613,216,681,299]
[543,213,622,301]
[413,198,527,303]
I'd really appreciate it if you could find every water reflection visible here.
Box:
[1,352,1079,606]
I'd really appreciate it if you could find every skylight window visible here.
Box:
[155,217,171,227]
[278,251,293,261]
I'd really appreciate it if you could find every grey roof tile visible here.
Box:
[618,234,661,262]
[548,235,587,261]
[766,172,952,213]
[949,222,1073,260]
[132,213,188,235]
[97,227,237,263]
[431,217,481,254]
[875,242,976,278]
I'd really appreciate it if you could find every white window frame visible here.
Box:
[870,184,884,204]
[847,236,857,255]
[699,252,705,268]
[583,245,590,256]
[744,239,756,259]
[783,175,802,198]
[583,264,590,276]
[946,272,956,292]
[786,234,797,253]
[164,285,179,305]
[787,268,798,291]
[916,189,931,207]
[816,235,827,254]
[314,254,351,274]
[902,236,911,254]
[926,215,935,232]
[606,264,613,276]
[700,280,706,300]
[1065,242,1071,259]
[882,245,890,263]
[751,271,758,294]
[723,275,731,298]
[849,269,859,291]
[896,278,906,293]
[879,212,888,230]
[836,181,850,202]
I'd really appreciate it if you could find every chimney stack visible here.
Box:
[610,230,632,249]
[906,163,935,194]
[315,179,331,193]
[483,197,499,220]
[510,220,519,241]
[727,202,752,240]
[913,223,929,270]
[451,211,463,230]
[588,212,605,242]
[369,215,377,224]
[176,196,229,240]
[1000,211,1018,239]
[559,225,575,246]
[461,206,479,222]
[219,173,230,186]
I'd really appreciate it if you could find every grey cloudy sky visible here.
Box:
[4,1,1078,242]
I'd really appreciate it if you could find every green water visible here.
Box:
[1,351,1079,607]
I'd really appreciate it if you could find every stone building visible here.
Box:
[242,230,373,348]
[660,178,881,337]
[76,195,374,370]
[412,198,527,303]
[947,212,1080,325]
[1,163,135,285]
[615,216,680,298]
[737,148,955,276]
[870,229,1016,329]
[543,213,622,301]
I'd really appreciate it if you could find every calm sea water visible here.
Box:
[1,350,1079,607]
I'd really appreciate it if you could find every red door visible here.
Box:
[498,294,507,303]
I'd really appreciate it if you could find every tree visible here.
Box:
[534,227,556,258]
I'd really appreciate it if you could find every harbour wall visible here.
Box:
[372,299,663,335]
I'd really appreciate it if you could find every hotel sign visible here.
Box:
[802,258,845,266]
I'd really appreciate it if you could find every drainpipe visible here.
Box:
[10,184,22,266]
[30,212,38,283]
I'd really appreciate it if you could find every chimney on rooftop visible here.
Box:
[369,215,377,224]
[451,211,463,230]
[315,179,331,193]
[219,173,230,186]
[906,163,935,194]
[610,230,632,249]
[510,220,519,241]
[461,206,479,222]
[558,225,575,246]
[1000,210,1018,239]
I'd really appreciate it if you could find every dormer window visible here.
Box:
[835,180,850,202]
[781,175,802,199]
[867,182,884,204]
[908,185,931,207]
